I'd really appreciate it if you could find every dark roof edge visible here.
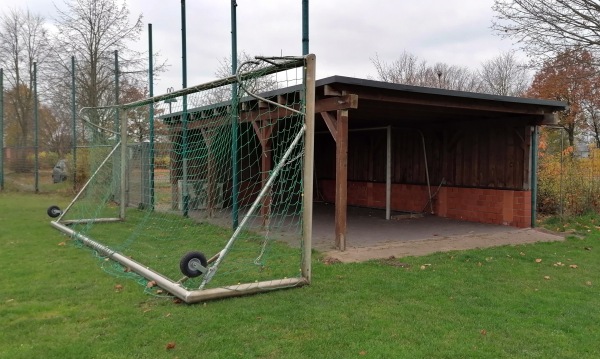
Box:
[316,75,567,110]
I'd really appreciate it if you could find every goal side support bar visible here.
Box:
[50,220,307,303]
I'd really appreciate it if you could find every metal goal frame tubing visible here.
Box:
[200,54,316,289]
[301,54,315,283]
[200,124,306,289]
[56,141,123,223]
[50,220,308,303]
[50,54,316,303]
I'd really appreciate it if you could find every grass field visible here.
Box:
[2,192,600,358]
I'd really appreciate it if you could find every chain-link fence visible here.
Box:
[1,145,73,193]
[538,147,600,217]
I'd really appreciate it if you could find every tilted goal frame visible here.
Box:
[50,54,315,303]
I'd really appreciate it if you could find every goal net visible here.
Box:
[50,55,315,303]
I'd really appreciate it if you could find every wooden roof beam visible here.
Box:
[340,89,551,116]
[314,94,358,113]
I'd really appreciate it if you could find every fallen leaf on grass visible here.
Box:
[586,281,592,286]
[520,252,526,256]
[166,342,176,350]
[322,257,341,265]
[569,264,578,269]
[480,329,487,336]
[114,284,123,292]
[584,247,592,251]
[553,262,565,267]
[124,267,131,273]
[146,281,157,288]
[58,242,66,246]
[359,351,367,355]
[543,276,551,280]
[535,258,542,263]
[172,298,183,304]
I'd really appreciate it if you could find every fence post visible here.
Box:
[34,62,39,193]
[71,56,77,190]
[148,23,155,210]
[0,68,4,191]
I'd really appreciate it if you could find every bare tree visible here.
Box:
[492,0,600,61]
[0,8,52,170]
[370,51,429,86]
[431,62,482,92]
[52,0,144,143]
[192,51,280,107]
[478,51,530,96]
[370,51,481,92]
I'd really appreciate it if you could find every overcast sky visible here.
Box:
[4,0,520,95]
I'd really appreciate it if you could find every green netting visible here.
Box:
[54,56,311,297]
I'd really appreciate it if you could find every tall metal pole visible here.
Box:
[0,68,4,191]
[71,56,77,191]
[531,126,538,227]
[181,0,190,217]
[119,111,127,219]
[231,0,239,228]
[114,50,121,202]
[302,0,309,55]
[34,62,39,193]
[114,50,119,132]
[148,23,155,210]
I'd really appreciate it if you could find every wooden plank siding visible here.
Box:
[315,124,531,191]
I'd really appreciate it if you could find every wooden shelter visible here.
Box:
[313,76,566,250]
[165,75,567,251]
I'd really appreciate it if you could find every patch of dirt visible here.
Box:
[325,228,566,263]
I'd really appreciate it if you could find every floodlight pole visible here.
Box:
[181,0,190,217]
[231,0,240,229]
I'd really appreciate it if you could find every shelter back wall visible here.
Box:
[314,123,533,227]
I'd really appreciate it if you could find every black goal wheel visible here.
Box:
[179,251,208,278]
[47,205,62,218]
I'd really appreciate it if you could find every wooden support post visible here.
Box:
[335,109,348,251]
[201,128,216,217]
[252,119,276,227]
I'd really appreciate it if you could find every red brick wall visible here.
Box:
[317,180,532,228]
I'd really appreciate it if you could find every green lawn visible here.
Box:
[1,192,600,358]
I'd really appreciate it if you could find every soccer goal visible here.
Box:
[49,55,315,303]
